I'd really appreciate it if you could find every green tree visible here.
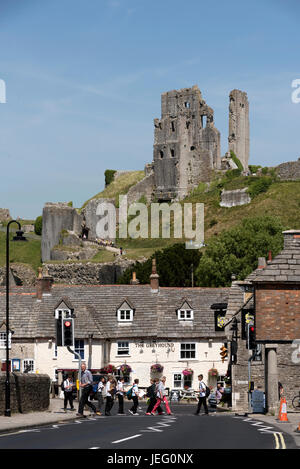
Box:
[34,216,43,236]
[118,243,202,287]
[195,216,284,287]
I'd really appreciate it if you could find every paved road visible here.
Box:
[0,404,295,450]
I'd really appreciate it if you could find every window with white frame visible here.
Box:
[0,332,11,349]
[55,309,72,320]
[117,309,133,322]
[173,373,192,389]
[117,341,130,356]
[178,309,194,321]
[180,342,196,360]
[23,359,35,373]
[74,339,84,360]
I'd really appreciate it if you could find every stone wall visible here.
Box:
[41,203,83,262]
[45,258,135,284]
[153,85,221,201]
[276,159,300,180]
[0,208,11,222]
[0,373,50,415]
[0,263,37,286]
[228,89,250,170]
[220,188,251,207]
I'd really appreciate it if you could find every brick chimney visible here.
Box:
[257,257,266,269]
[283,230,300,250]
[130,271,140,285]
[36,266,53,300]
[150,258,159,292]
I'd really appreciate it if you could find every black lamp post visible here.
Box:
[5,220,26,417]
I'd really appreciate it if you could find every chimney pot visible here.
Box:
[150,258,159,292]
[36,267,53,300]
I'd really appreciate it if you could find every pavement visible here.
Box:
[0,398,299,447]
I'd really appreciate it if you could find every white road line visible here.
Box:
[112,434,142,444]
[140,426,164,433]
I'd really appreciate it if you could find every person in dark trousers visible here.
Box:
[145,379,163,415]
[95,376,106,415]
[77,363,101,417]
[129,379,140,415]
[105,375,115,416]
[195,374,209,415]
[63,374,75,411]
[116,377,125,414]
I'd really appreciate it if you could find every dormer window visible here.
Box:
[117,299,135,323]
[178,309,194,320]
[118,309,133,322]
[177,300,194,321]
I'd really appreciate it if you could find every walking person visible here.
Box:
[95,376,106,415]
[105,375,115,416]
[116,377,125,415]
[145,379,163,415]
[77,363,101,417]
[195,374,209,415]
[63,374,75,411]
[151,376,172,415]
[129,379,140,415]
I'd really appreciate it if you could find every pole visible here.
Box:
[67,346,82,401]
[5,220,21,417]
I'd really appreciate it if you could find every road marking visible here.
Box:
[141,426,164,433]
[274,433,280,449]
[90,447,100,449]
[278,432,286,449]
[112,434,142,444]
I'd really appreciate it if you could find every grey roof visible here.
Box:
[0,284,230,341]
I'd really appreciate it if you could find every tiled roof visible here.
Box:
[0,284,230,341]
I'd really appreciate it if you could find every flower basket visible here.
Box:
[150,364,164,373]
[119,364,132,374]
[100,364,117,374]
[208,368,218,377]
[182,368,193,376]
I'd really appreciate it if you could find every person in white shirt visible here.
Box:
[105,376,115,416]
[129,379,140,415]
[195,374,209,415]
[63,375,75,411]
[116,378,125,415]
[95,376,105,415]
[151,376,172,415]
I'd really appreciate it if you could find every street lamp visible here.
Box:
[5,220,26,417]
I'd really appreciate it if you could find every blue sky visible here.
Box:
[0,0,299,219]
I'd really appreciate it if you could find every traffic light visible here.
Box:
[248,325,256,350]
[56,318,62,346]
[62,318,74,347]
[220,344,228,363]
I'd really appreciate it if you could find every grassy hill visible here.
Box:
[3,170,300,273]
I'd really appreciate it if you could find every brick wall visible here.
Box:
[255,284,300,342]
[0,373,50,415]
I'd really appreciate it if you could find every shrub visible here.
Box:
[247,176,273,198]
[105,169,116,187]
[230,151,244,171]
[34,216,42,236]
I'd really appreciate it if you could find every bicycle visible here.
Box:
[292,392,300,410]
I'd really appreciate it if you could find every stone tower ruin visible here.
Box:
[228,89,249,170]
[153,85,221,201]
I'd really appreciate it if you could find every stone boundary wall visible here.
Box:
[276,159,300,180]
[0,373,50,415]
[220,188,251,207]
[45,259,136,284]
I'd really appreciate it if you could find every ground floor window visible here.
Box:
[74,339,84,360]
[23,359,35,373]
[173,373,192,389]
[180,342,196,360]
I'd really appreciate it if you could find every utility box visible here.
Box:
[251,390,265,414]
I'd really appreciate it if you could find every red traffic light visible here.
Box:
[64,320,71,327]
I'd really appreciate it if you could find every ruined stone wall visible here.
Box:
[0,208,11,222]
[228,89,250,170]
[220,188,251,207]
[41,203,83,262]
[45,258,135,285]
[276,159,300,180]
[153,85,221,201]
[0,373,50,415]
